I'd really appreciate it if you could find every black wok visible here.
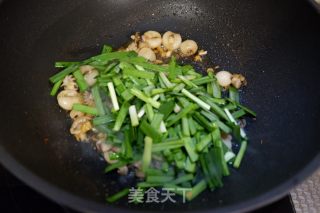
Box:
[0,0,319,212]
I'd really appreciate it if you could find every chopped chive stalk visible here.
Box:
[146,168,171,176]
[105,161,128,173]
[145,103,154,122]
[173,174,194,185]
[216,120,232,134]
[137,106,146,118]
[228,99,257,117]
[210,98,226,105]
[137,182,163,188]
[129,105,139,127]
[142,136,153,172]
[224,108,237,123]
[152,139,185,152]
[232,124,242,141]
[112,76,125,93]
[207,150,223,187]
[237,104,256,117]
[151,88,169,96]
[147,175,174,183]
[109,152,120,161]
[129,76,143,86]
[185,157,196,173]
[101,45,113,54]
[54,61,79,68]
[168,56,179,79]
[233,140,247,168]
[49,42,255,201]
[106,188,129,203]
[178,75,198,88]
[184,138,199,162]
[202,97,229,121]
[225,151,236,162]
[224,102,238,110]
[50,79,62,96]
[224,108,246,138]
[121,89,134,101]
[159,72,175,88]
[167,104,196,127]
[211,127,230,176]
[151,113,164,131]
[193,112,214,132]
[49,64,79,83]
[92,85,106,116]
[174,75,195,81]
[229,86,239,103]
[191,76,214,85]
[181,88,210,111]
[212,80,221,98]
[186,180,207,201]
[173,83,185,92]
[72,104,98,115]
[93,115,114,126]
[91,51,136,63]
[207,81,213,95]
[121,57,168,72]
[123,67,155,79]
[196,134,212,152]
[73,69,88,92]
[159,121,167,133]
[113,102,129,131]
[158,100,175,119]
[107,82,120,111]
[159,93,165,101]
[103,62,119,74]
[182,117,190,136]
[91,64,106,71]
[140,120,161,142]
[130,88,160,109]
[158,75,166,88]
[232,109,246,119]
[162,162,169,173]
[174,104,181,113]
[135,64,145,71]
[188,117,197,136]
[199,155,215,189]
[152,94,160,101]
[201,110,219,121]
[178,96,193,108]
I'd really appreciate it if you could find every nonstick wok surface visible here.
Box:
[0,0,320,212]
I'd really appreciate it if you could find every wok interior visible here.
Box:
[0,0,319,211]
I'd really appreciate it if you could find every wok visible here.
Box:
[0,0,320,212]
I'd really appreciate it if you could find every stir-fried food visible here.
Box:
[49,31,256,202]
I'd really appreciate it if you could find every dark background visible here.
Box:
[0,165,294,213]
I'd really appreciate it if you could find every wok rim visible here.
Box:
[0,145,319,213]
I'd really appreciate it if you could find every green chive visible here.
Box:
[50,79,62,96]
[113,102,129,131]
[73,69,88,92]
[186,180,207,201]
[233,140,247,168]
[93,115,114,126]
[106,188,129,203]
[142,136,153,172]
[49,65,79,84]
[72,104,98,115]
[92,85,105,116]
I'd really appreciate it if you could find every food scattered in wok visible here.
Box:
[49,31,256,202]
